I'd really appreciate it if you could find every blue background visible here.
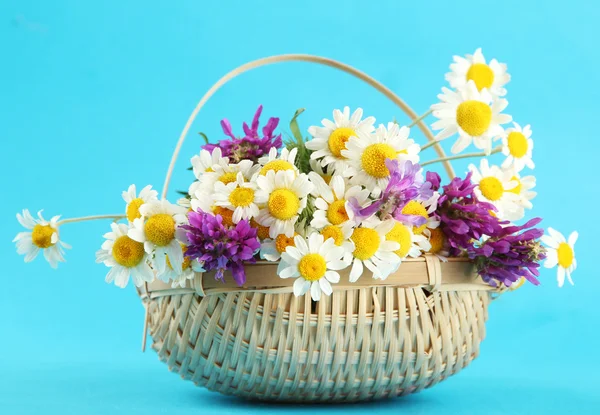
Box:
[1,0,598,413]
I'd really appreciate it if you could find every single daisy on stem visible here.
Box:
[446,48,510,97]
[122,184,158,223]
[501,122,534,171]
[541,228,578,287]
[469,159,521,221]
[213,172,267,223]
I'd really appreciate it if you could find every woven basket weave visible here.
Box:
[139,54,506,402]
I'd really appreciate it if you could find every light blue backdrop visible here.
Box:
[1,0,597,414]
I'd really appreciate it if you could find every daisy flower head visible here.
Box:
[501,168,537,221]
[258,147,299,177]
[431,81,512,155]
[191,188,238,228]
[309,158,335,186]
[122,184,158,223]
[310,175,370,229]
[501,122,535,171]
[213,172,268,224]
[348,218,401,282]
[255,170,313,238]
[469,159,521,221]
[319,222,355,252]
[198,159,259,193]
[395,192,441,236]
[424,227,450,261]
[277,232,350,301]
[306,107,376,174]
[446,48,510,97]
[13,209,70,268]
[342,123,416,197]
[541,228,578,287]
[95,222,153,288]
[385,220,432,260]
[128,199,188,277]
[159,243,205,289]
[191,147,229,179]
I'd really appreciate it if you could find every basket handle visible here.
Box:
[161,54,455,198]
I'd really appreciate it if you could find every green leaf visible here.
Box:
[289,108,306,144]
[176,190,190,197]
[198,132,209,145]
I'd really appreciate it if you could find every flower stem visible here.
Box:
[408,109,432,128]
[58,214,126,226]
[421,146,502,167]
[421,138,442,151]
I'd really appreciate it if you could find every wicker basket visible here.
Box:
[139,54,506,402]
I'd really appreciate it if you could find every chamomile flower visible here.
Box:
[160,244,205,288]
[13,209,70,268]
[190,189,238,227]
[469,160,520,220]
[95,222,153,288]
[277,233,349,301]
[122,184,158,223]
[501,123,535,171]
[309,159,335,185]
[128,199,188,276]
[307,107,376,174]
[191,148,229,179]
[258,147,299,176]
[445,48,510,97]
[213,172,267,223]
[319,222,355,252]
[342,123,417,197]
[501,169,537,220]
[199,159,259,192]
[348,219,401,282]
[385,221,431,259]
[425,227,450,261]
[310,175,370,229]
[255,170,313,238]
[541,228,578,287]
[397,196,441,235]
[431,81,512,154]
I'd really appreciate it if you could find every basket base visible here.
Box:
[147,287,489,402]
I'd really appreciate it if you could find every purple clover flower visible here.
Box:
[202,105,282,163]
[180,211,260,286]
[350,159,433,225]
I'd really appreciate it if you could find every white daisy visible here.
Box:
[198,159,259,193]
[309,158,335,185]
[95,222,154,288]
[424,227,450,261]
[385,221,431,260]
[309,175,370,229]
[501,168,537,220]
[255,170,313,238]
[446,48,510,97]
[307,107,376,174]
[397,195,441,236]
[257,147,299,176]
[318,221,355,252]
[122,184,158,223]
[342,123,417,197]
[348,218,401,282]
[277,233,350,301]
[469,160,520,220]
[501,122,535,171]
[213,172,268,223]
[159,244,205,288]
[191,148,229,179]
[13,209,70,268]
[190,188,239,227]
[128,199,188,277]
[541,228,578,287]
[431,81,512,154]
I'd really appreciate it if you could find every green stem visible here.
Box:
[58,214,126,226]
[421,146,502,167]
[408,109,432,128]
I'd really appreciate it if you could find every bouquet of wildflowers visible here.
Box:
[14,49,579,300]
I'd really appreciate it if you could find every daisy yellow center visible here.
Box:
[112,235,145,268]
[361,143,397,178]
[327,200,349,225]
[427,228,445,254]
[456,100,492,137]
[321,225,344,246]
[166,244,191,271]
[298,253,327,281]
[229,187,255,207]
[144,214,176,247]
[250,219,270,240]
[328,127,355,157]
[466,63,495,91]
[275,233,296,253]
[386,222,412,258]
[210,206,234,227]
[557,243,574,268]
[126,198,145,222]
[351,227,380,260]
[31,224,56,249]
[219,172,238,184]
[507,132,528,158]
[507,176,522,195]
[401,200,429,235]
[268,189,300,220]
[260,160,295,175]
[479,177,504,201]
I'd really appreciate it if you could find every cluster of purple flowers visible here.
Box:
[180,211,260,286]
[202,105,282,163]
